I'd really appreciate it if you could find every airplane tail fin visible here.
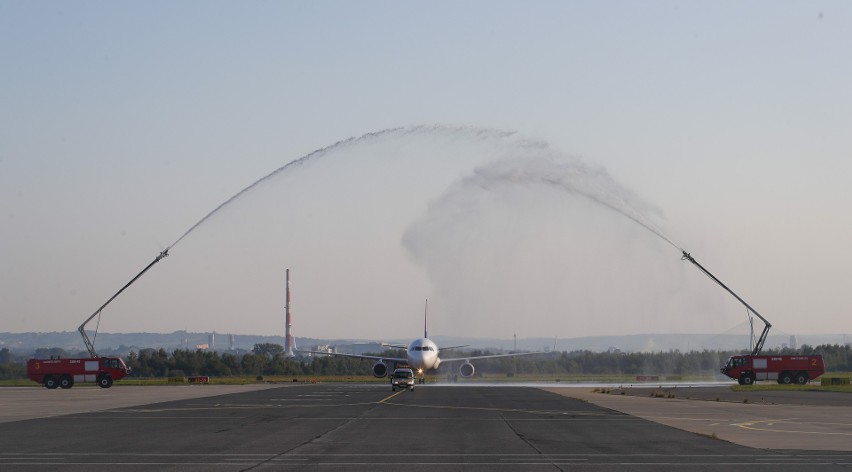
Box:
[424,299,428,339]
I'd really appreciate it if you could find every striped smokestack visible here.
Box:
[285,269,294,357]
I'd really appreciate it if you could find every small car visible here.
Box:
[390,368,415,391]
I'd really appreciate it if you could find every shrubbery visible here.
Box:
[1,344,850,379]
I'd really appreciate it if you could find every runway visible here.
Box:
[1,384,850,471]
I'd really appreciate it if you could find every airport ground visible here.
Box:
[0,383,850,471]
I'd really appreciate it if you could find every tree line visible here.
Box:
[1,343,851,380]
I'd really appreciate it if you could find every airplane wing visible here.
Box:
[439,344,470,350]
[301,350,408,364]
[381,342,409,350]
[439,351,543,363]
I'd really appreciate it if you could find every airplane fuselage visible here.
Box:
[406,337,441,373]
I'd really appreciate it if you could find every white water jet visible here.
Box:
[134,125,728,338]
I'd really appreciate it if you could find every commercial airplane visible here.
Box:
[303,301,541,383]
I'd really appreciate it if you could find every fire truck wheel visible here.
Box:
[795,372,808,384]
[44,376,59,389]
[779,373,793,385]
[740,374,754,386]
[97,375,113,389]
[59,376,74,389]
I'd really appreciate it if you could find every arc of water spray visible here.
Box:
[167,125,683,257]
[539,176,681,251]
[460,153,684,252]
[166,125,526,251]
[167,127,404,250]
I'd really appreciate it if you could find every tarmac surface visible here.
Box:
[550,386,852,452]
[1,383,851,471]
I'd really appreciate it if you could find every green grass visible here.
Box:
[0,373,658,387]
[459,373,719,383]
[732,383,852,393]
[451,373,635,383]
[730,372,852,393]
[119,375,389,386]
[0,375,388,387]
[7,372,850,391]
[0,379,32,387]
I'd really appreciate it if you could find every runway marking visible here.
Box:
[645,415,734,422]
[267,398,335,401]
[64,387,630,420]
[255,453,851,458]
[0,460,845,467]
[100,400,382,413]
[380,400,611,417]
[734,418,852,436]
[611,462,838,466]
[4,451,850,466]
[378,390,405,403]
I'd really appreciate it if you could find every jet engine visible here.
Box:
[459,361,475,378]
[372,361,389,378]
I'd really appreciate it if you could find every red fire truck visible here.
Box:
[27,357,130,389]
[721,355,825,385]
[681,251,825,385]
[27,249,168,389]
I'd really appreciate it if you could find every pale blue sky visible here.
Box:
[2,2,850,342]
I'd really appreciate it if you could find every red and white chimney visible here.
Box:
[285,269,294,357]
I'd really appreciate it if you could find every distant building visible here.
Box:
[307,344,335,356]
[789,335,798,350]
